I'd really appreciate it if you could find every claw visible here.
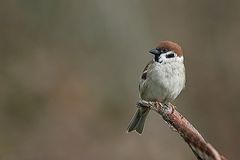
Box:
[136,100,152,108]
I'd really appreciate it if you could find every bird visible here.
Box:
[127,41,186,134]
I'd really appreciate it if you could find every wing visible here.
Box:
[138,60,154,95]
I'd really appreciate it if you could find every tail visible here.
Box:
[127,108,150,134]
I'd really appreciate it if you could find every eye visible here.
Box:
[161,48,168,53]
[166,53,175,58]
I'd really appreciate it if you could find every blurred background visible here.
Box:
[0,0,240,160]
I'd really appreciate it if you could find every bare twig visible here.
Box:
[137,100,227,160]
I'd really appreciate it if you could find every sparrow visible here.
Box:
[127,41,185,134]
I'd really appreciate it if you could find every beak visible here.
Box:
[149,48,160,55]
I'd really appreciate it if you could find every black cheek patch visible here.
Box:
[154,55,160,62]
[166,53,175,58]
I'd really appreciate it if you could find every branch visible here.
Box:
[137,100,228,160]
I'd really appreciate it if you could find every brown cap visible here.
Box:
[156,41,183,57]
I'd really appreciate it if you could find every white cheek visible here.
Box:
[160,55,183,64]
[159,51,174,63]
[159,55,167,63]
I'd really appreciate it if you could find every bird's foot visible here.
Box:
[136,100,153,108]
[163,102,176,114]
[137,100,161,112]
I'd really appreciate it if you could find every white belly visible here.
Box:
[140,61,185,102]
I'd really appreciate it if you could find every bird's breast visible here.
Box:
[140,62,185,102]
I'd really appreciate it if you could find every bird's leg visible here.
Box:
[163,102,177,114]
[136,100,152,109]
[161,102,171,112]
[136,100,161,112]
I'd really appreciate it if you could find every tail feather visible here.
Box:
[127,108,150,134]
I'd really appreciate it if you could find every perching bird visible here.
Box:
[127,41,186,134]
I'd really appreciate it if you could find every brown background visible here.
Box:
[0,1,239,160]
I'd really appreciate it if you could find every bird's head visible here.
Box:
[149,41,183,64]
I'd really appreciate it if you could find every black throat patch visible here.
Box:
[154,55,160,62]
